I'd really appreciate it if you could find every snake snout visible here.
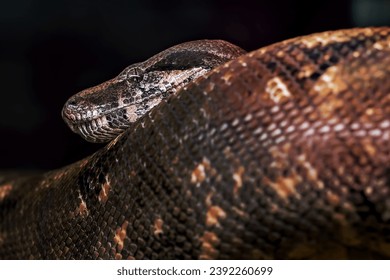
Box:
[62,96,98,123]
[62,98,95,128]
[62,99,79,123]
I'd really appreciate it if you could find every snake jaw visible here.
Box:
[62,113,125,143]
[62,100,130,143]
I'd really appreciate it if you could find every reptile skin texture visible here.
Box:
[0,27,389,259]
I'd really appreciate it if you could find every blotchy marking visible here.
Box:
[298,64,317,79]
[206,206,226,226]
[313,66,346,119]
[267,144,303,198]
[265,172,301,199]
[153,218,164,236]
[205,192,213,207]
[362,139,377,157]
[70,189,89,218]
[199,231,220,259]
[221,70,235,86]
[265,77,291,103]
[0,184,12,201]
[296,154,324,190]
[233,166,245,194]
[191,157,210,184]
[74,196,88,217]
[326,190,341,206]
[269,143,290,166]
[99,176,111,203]
[114,221,129,252]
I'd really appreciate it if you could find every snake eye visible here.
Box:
[127,67,143,82]
[119,65,143,83]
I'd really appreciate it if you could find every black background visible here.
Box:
[0,0,389,170]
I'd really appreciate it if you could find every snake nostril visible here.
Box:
[62,100,78,121]
[67,99,78,107]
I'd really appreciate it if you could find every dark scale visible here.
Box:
[307,48,321,62]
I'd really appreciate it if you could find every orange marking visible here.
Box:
[265,172,301,199]
[0,184,12,201]
[326,191,341,206]
[77,200,88,217]
[233,166,245,194]
[98,176,111,203]
[153,218,164,236]
[191,158,210,184]
[206,206,226,226]
[199,231,220,259]
[114,221,129,252]
[265,77,291,103]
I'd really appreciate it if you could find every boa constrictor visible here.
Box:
[0,27,390,259]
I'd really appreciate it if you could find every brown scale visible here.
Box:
[0,27,389,259]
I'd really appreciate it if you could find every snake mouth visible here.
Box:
[64,113,126,143]
[62,105,130,143]
[62,93,164,143]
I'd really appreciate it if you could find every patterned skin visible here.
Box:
[0,27,389,259]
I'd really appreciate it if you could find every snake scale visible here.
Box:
[0,27,390,259]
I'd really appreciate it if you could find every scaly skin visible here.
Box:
[0,27,389,259]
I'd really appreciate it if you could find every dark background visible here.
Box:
[0,0,389,170]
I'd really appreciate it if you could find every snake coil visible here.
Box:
[0,27,390,259]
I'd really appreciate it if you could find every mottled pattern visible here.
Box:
[1,27,390,259]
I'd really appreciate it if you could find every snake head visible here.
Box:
[62,40,246,143]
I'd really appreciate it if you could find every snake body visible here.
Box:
[1,27,390,259]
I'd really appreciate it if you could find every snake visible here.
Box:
[0,27,389,259]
